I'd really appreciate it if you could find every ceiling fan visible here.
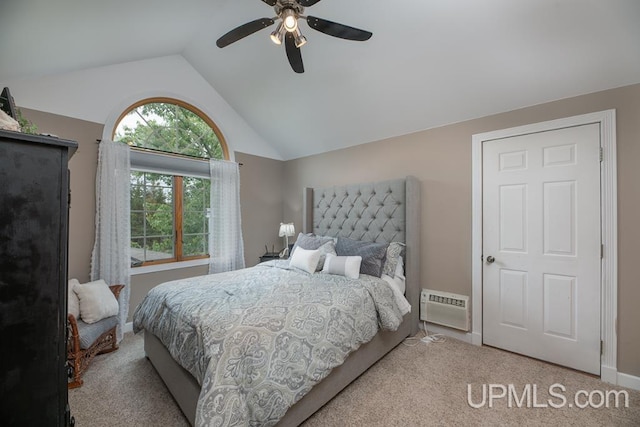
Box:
[216,0,372,73]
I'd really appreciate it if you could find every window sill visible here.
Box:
[130,258,209,276]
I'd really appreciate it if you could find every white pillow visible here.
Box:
[322,253,362,279]
[74,279,119,324]
[68,278,81,319]
[290,247,321,274]
[395,256,405,279]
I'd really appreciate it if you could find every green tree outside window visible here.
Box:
[114,99,226,266]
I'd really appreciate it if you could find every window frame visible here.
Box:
[112,97,229,270]
[130,171,211,267]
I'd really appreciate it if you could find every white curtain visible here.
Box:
[209,159,245,273]
[90,140,131,342]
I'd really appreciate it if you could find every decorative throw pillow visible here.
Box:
[382,242,406,277]
[335,237,389,277]
[322,253,362,280]
[289,233,334,259]
[315,240,337,271]
[74,279,119,324]
[68,278,81,319]
[289,247,322,274]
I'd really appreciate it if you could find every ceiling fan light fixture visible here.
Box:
[294,28,307,48]
[216,1,373,73]
[270,22,284,45]
[282,9,298,32]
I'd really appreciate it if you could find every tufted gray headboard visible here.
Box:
[306,179,407,243]
[302,176,421,335]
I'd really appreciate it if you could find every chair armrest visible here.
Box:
[67,313,81,353]
[68,313,79,333]
[109,284,125,300]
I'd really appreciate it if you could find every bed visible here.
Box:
[134,176,421,426]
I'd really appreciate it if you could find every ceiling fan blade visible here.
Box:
[306,16,372,41]
[285,33,304,73]
[216,18,275,48]
[261,0,277,6]
[297,0,323,6]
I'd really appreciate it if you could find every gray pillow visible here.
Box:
[335,237,389,277]
[289,233,334,259]
[314,240,337,271]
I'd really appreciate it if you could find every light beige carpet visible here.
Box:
[69,332,640,426]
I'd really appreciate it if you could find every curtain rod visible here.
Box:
[95,139,243,166]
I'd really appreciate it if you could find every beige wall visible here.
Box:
[21,83,640,377]
[283,83,640,377]
[235,152,285,267]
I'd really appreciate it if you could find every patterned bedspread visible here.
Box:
[132,261,404,427]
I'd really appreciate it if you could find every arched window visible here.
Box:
[112,98,228,267]
[114,98,228,159]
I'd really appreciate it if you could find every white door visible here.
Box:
[482,123,601,375]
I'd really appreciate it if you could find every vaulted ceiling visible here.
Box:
[1,0,639,159]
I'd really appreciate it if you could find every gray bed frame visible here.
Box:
[143,176,421,426]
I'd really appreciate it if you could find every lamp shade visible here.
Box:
[270,22,284,45]
[279,223,295,237]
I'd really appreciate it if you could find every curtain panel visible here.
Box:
[209,159,245,273]
[90,140,131,342]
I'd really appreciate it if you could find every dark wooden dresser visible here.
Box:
[0,130,78,426]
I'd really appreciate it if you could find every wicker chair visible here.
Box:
[67,284,124,388]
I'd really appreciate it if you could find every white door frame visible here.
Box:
[471,110,617,383]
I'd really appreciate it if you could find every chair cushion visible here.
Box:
[76,316,118,350]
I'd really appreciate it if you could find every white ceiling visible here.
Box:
[1,0,639,160]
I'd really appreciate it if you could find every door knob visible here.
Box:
[486,256,495,264]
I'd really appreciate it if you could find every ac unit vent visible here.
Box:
[420,289,470,331]
[428,294,466,308]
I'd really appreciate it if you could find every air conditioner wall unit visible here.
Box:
[420,289,470,331]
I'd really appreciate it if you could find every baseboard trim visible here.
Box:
[617,372,640,391]
[422,322,474,344]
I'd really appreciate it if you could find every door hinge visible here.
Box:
[599,147,604,162]
[601,340,604,356]
[601,244,604,259]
